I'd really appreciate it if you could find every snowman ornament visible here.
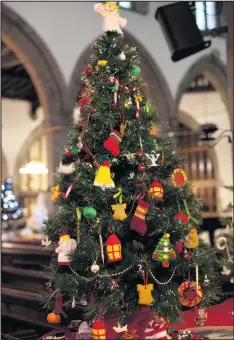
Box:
[94,2,127,35]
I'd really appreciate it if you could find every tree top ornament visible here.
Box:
[94,2,127,35]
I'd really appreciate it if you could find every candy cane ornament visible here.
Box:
[134,95,142,118]
[109,76,120,108]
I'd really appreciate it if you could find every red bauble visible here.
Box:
[79,96,90,105]
[80,107,85,114]
[137,150,143,157]
[184,251,191,260]
[134,86,140,91]
[174,240,183,254]
[162,261,169,268]
[85,65,93,75]
[174,212,189,224]
[138,165,145,172]
[66,151,72,157]
[169,253,176,259]
[48,287,53,293]
[153,253,159,259]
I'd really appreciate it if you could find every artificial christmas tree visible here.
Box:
[42,3,221,338]
[1,178,24,229]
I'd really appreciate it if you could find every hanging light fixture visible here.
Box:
[19,161,48,174]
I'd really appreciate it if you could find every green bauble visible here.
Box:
[60,152,66,159]
[83,206,97,219]
[131,65,141,76]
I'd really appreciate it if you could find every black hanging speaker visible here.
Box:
[155,2,211,62]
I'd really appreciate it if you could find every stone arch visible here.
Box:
[2,4,71,186]
[173,53,229,123]
[66,31,173,125]
[178,110,201,132]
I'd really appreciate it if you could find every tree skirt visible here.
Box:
[40,298,234,339]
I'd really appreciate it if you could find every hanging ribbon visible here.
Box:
[195,264,199,291]
[76,208,82,244]
[113,187,123,205]
[183,199,199,225]
[134,95,143,118]
[120,112,126,137]
[99,233,104,264]
[109,76,119,108]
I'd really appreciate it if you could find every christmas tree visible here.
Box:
[43,2,221,334]
[1,178,24,228]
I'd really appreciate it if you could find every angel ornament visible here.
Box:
[94,2,127,35]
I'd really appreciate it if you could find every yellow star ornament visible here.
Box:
[51,185,62,201]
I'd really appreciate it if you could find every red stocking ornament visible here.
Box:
[130,198,150,236]
[104,130,122,156]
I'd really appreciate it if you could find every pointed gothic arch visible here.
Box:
[66,31,173,125]
[2,4,71,186]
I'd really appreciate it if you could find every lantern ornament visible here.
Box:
[106,232,122,263]
[92,319,106,340]
[148,180,163,200]
[171,168,187,187]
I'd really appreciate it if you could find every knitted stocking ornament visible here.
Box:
[104,130,122,156]
[130,199,150,236]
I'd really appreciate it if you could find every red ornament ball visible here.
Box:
[170,253,176,259]
[174,212,189,224]
[174,240,183,254]
[162,261,169,268]
[85,65,93,75]
[184,251,191,260]
[134,86,140,91]
[138,165,145,172]
[47,287,53,293]
[153,253,159,259]
[137,150,143,157]
[66,151,72,157]
[79,96,90,106]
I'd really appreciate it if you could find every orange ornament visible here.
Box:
[171,168,187,187]
[178,281,202,307]
[149,123,157,137]
[47,312,61,324]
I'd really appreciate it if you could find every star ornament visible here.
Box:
[51,185,63,201]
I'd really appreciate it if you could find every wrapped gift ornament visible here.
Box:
[92,319,106,340]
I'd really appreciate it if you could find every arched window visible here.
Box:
[18,133,48,216]
[178,123,219,217]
